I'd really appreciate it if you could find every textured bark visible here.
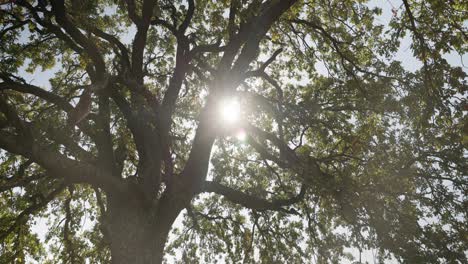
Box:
[106,194,175,264]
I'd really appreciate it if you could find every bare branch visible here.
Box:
[261,48,283,72]
[401,0,431,82]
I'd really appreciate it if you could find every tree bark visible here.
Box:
[105,193,175,264]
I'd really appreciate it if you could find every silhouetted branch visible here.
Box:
[0,183,67,242]
[202,181,305,213]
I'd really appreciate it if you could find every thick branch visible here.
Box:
[17,2,84,54]
[246,135,289,168]
[202,181,305,212]
[178,0,194,34]
[155,1,300,223]
[131,0,157,82]
[0,81,73,112]
[229,1,296,77]
[124,0,142,26]
[0,94,28,133]
[44,125,96,163]
[179,0,299,184]
[50,0,106,74]
[188,40,225,59]
[245,123,299,165]
[0,131,122,192]
[0,79,99,144]
[227,0,239,39]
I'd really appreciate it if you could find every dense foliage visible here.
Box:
[0,0,466,263]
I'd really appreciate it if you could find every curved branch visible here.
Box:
[0,131,122,192]
[85,26,130,68]
[202,181,305,212]
[260,48,283,72]
[0,79,98,142]
[16,1,84,54]
[0,81,73,112]
[245,123,299,165]
[0,183,67,242]
[246,135,289,168]
[50,0,106,74]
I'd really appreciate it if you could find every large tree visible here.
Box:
[0,0,466,263]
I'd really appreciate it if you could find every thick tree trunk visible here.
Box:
[105,193,176,264]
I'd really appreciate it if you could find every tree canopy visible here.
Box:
[0,0,466,263]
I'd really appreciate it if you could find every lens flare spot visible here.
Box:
[236,130,247,141]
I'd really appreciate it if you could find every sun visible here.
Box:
[220,98,241,124]
[218,98,247,141]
